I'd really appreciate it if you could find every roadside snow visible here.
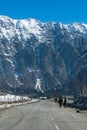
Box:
[0,94,40,109]
[0,94,31,109]
[0,94,29,102]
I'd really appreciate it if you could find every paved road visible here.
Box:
[0,100,87,130]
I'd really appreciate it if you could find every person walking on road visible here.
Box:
[63,97,67,108]
[55,97,57,103]
[58,96,63,108]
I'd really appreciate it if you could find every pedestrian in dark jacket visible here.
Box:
[55,97,57,103]
[63,97,67,108]
[58,96,63,108]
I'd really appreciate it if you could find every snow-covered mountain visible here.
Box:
[0,15,87,95]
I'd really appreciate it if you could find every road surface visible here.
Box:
[0,100,87,130]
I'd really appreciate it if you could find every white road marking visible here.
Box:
[54,124,60,130]
[50,114,59,130]
[51,117,54,121]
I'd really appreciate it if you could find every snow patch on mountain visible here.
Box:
[35,78,44,93]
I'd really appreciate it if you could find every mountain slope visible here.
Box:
[0,16,87,95]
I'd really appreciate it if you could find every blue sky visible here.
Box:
[0,0,87,23]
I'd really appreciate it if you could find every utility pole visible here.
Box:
[20,76,25,102]
[14,85,16,103]
[77,74,84,96]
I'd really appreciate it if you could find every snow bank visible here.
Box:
[0,94,40,109]
[0,94,30,102]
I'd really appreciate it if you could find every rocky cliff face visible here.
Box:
[0,16,87,95]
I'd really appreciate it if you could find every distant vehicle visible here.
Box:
[63,95,74,103]
[67,96,85,108]
[76,97,87,111]
[67,95,87,112]
[40,97,47,100]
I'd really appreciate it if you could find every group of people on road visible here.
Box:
[55,96,67,108]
